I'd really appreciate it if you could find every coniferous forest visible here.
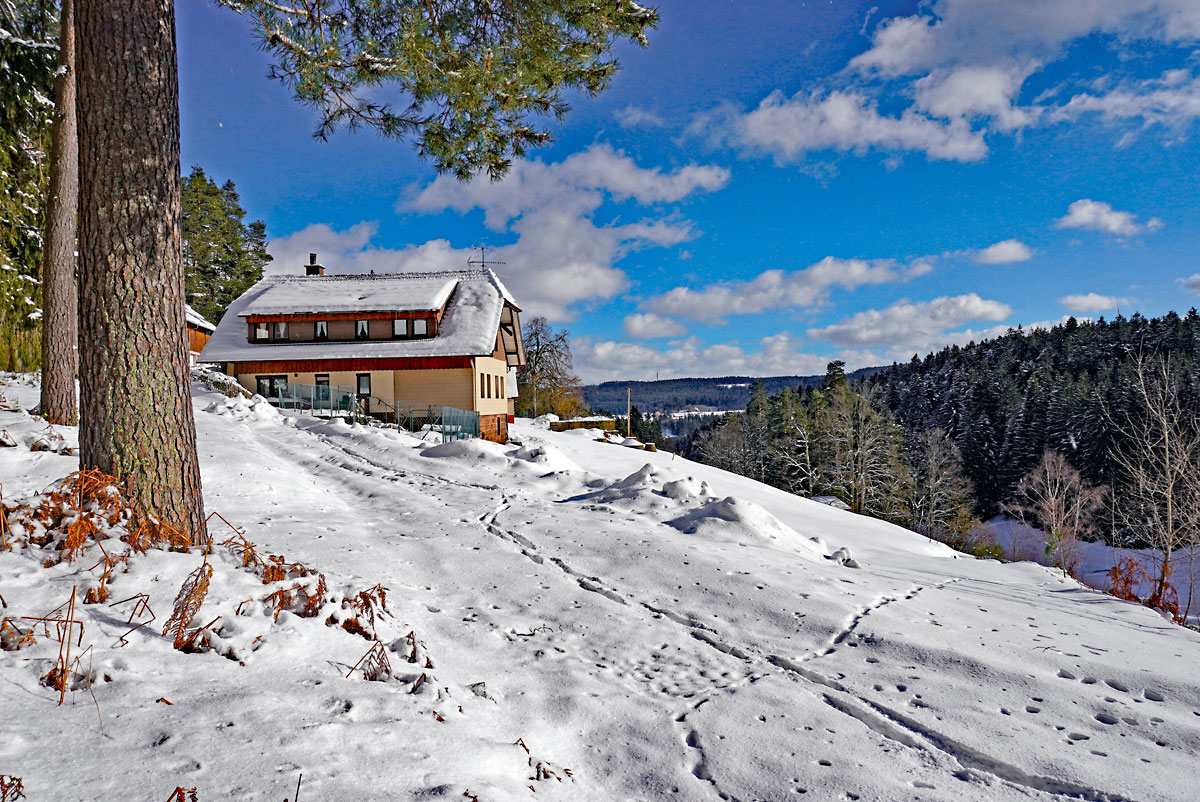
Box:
[679,311,1200,570]
[868,311,1200,516]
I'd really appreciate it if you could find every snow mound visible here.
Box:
[662,475,712,501]
[669,495,821,550]
[509,443,581,474]
[530,413,559,429]
[583,464,667,505]
[569,465,827,558]
[421,437,583,478]
[203,394,281,423]
[421,437,510,465]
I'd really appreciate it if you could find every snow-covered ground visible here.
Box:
[2,373,1199,801]
[984,517,1200,625]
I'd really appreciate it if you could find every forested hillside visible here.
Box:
[868,311,1200,514]
[678,312,1200,614]
[585,369,879,414]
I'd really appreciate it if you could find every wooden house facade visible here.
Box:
[186,305,216,367]
[199,261,525,442]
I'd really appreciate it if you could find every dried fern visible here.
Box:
[163,559,212,650]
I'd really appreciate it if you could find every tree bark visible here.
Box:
[75,0,206,536]
[38,0,79,425]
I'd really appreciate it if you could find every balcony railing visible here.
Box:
[260,382,479,442]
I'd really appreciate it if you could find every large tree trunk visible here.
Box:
[75,0,206,536]
[38,0,79,425]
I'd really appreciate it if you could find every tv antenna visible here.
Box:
[468,244,505,270]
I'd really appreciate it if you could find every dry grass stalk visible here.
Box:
[83,540,130,604]
[346,641,392,681]
[109,592,155,647]
[177,617,222,653]
[0,501,11,552]
[0,616,36,651]
[38,586,81,704]
[300,573,327,617]
[220,533,313,585]
[163,558,213,650]
[0,774,25,801]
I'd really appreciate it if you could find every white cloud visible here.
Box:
[398,144,729,319]
[574,332,829,384]
[703,1,1200,168]
[807,293,1013,348]
[1180,274,1200,292]
[622,313,689,339]
[615,105,667,128]
[913,65,1038,130]
[1049,69,1200,132]
[1054,199,1163,236]
[1058,292,1130,313]
[268,145,730,321]
[645,255,930,322]
[735,90,987,163]
[851,1,1200,78]
[267,222,474,277]
[974,239,1034,264]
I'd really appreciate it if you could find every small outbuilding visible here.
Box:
[186,305,216,367]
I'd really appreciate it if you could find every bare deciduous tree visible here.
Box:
[1107,355,1200,603]
[768,390,818,497]
[1004,450,1106,575]
[517,316,583,418]
[910,428,976,547]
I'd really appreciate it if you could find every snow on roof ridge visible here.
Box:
[185,304,216,332]
[262,267,497,284]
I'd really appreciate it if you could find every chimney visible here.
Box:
[306,253,325,276]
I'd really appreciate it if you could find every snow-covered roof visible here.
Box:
[186,305,216,333]
[200,269,518,363]
[238,274,460,317]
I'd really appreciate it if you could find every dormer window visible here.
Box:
[274,321,289,340]
[355,320,369,340]
[392,319,408,338]
[315,320,328,340]
[413,318,428,337]
[254,322,269,341]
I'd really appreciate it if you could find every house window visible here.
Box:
[355,320,369,340]
[480,373,486,398]
[254,323,269,341]
[256,375,288,399]
[412,318,428,337]
[392,318,408,338]
[274,321,289,340]
[315,321,328,340]
[356,373,371,398]
[315,374,330,404]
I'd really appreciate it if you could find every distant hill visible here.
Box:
[583,368,882,415]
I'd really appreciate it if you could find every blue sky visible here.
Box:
[178,0,1200,383]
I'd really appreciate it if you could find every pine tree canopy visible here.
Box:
[180,165,272,323]
[219,0,658,179]
[0,0,57,369]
